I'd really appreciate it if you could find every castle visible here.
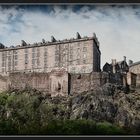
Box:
[0,33,106,96]
[0,33,138,96]
[0,32,100,76]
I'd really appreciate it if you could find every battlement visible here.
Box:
[0,32,100,51]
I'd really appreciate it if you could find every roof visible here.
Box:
[0,36,98,52]
[129,61,140,67]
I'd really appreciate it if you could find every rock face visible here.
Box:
[68,83,140,130]
[3,83,140,131]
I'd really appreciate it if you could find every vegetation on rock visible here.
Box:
[0,86,139,135]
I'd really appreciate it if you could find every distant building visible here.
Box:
[0,33,101,76]
[129,61,140,87]
[103,56,136,88]
[103,56,129,74]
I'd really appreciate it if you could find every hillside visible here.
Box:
[0,84,140,135]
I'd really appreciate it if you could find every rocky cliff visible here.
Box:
[0,83,140,134]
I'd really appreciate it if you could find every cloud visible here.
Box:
[0,5,140,67]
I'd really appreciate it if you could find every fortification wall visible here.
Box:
[0,75,8,92]
[0,71,109,96]
[8,72,50,92]
[70,72,109,94]
[8,69,69,97]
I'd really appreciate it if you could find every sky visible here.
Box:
[0,5,140,67]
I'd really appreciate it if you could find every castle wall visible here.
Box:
[70,72,109,94]
[6,69,68,97]
[0,71,109,96]
[129,63,140,87]
[127,72,137,88]
[0,75,8,92]
[8,72,50,92]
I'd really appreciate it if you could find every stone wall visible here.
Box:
[127,72,137,88]
[129,63,140,87]
[0,71,109,96]
[70,72,109,94]
[8,72,50,92]
[0,75,8,92]
[49,69,69,97]
[7,68,69,97]
[136,74,140,87]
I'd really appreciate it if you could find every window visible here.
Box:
[77,59,80,65]
[25,53,28,58]
[8,56,11,60]
[8,61,11,66]
[15,61,18,66]
[37,59,40,66]
[37,48,40,57]
[32,59,35,65]
[83,59,86,64]
[32,47,35,52]
[2,68,5,72]
[8,66,11,71]
[32,53,35,58]
[15,55,18,60]
[76,48,81,65]
[44,47,48,68]
[2,62,5,67]
[83,47,87,52]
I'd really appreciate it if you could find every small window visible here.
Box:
[15,55,18,60]
[37,59,40,65]
[2,62,5,67]
[32,59,35,65]
[8,56,11,60]
[2,68,5,72]
[77,59,80,65]
[32,47,35,52]
[83,47,87,52]
[15,61,18,66]
[83,59,86,64]
[32,53,35,58]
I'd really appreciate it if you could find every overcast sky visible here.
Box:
[0,5,140,67]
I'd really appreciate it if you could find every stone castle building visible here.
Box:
[0,33,137,96]
[0,32,101,76]
[0,33,106,97]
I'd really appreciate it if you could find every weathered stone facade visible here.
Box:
[129,61,140,87]
[0,33,101,76]
[70,72,109,94]
[0,70,109,97]
[103,57,137,88]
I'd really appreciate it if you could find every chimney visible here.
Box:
[129,60,133,65]
[42,39,45,43]
[76,32,81,39]
[123,56,126,62]
[93,33,96,38]
[21,40,27,46]
[112,59,117,73]
[51,36,56,42]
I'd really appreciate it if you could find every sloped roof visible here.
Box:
[129,61,140,67]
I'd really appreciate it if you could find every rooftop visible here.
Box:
[0,32,100,51]
[129,61,140,67]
